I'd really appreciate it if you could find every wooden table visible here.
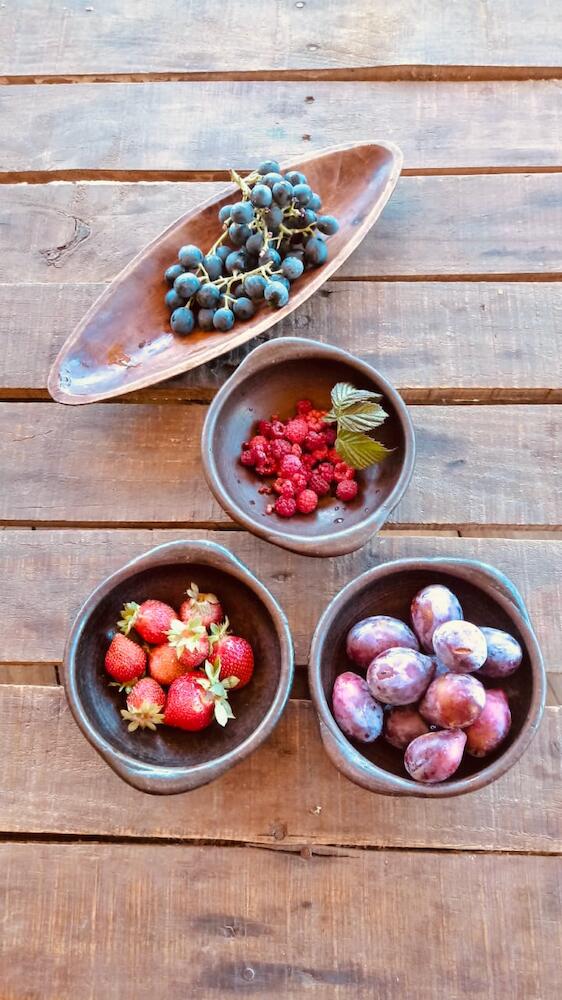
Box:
[0,3,561,997]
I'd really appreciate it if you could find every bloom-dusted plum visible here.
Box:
[432,620,487,673]
[410,584,463,652]
[479,627,523,678]
[346,615,419,670]
[419,672,486,729]
[466,689,511,757]
[430,656,449,678]
[383,705,429,749]
[332,671,384,743]
[366,647,435,706]
[404,729,467,784]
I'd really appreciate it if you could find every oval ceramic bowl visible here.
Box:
[47,140,402,404]
[202,337,415,557]
[308,558,545,797]
[63,540,294,794]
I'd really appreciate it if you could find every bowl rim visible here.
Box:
[308,556,546,797]
[63,538,294,794]
[201,337,416,557]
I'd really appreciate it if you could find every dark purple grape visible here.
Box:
[216,245,234,263]
[165,263,185,285]
[230,201,254,224]
[300,208,317,227]
[308,192,322,211]
[384,706,429,750]
[196,283,220,308]
[411,584,463,652]
[316,214,339,235]
[245,232,264,255]
[366,648,434,706]
[264,282,289,308]
[466,689,511,757]
[419,673,486,729]
[225,250,246,274]
[346,616,419,669]
[229,223,252,247]
[332,672,383,743]
[285,170,307,186]
[479,627,523,678]
[258,159,281,176]
[432,620,487,673]
[262,171,284,188]
[272,180,293,207]
[244,274,268,300]
[232,297,255,320]
[212,308,235,331]
[197,308,216,331]
[251,183,273,208]
[174,272,201,299]
[404,729,467,784]
[203,254,223,280]
[170,307,194,335]
[304,236,328,266]
[165,288,183,311]
[178,244,203,269]
[218,205,233,224]
[282,256,304,280]
[270,274,290,290]
[292,183,312,206]
[264,205,283,232]
[261,247,281,267]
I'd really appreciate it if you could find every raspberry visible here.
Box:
[308,472,330,496]
[270,420,287,439]
[317,461,335,483]
[301,454,316,470]
[250,435,269,451]
[240,450,255,467]
[296,399,313,415]
[334,461,356,482]
[336,479,359,501]
[278,479,295,497]
[279,454,303,478]
[304,431,324,452]
[275,495,297,518]
[327,448,342,464]
[311,445,328,463]
[291,443,302,457]
[258,484,272,494]
[296,489,318,514]
[285,418,309,444]
[255,456,277,476]
[291,472,309,493]
[270,438,292,462]
[251,446,267,466]
[257,420,274,438]
[324,426,337,446]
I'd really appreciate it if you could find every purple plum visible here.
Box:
[411,584,463,652]
[466,689,512,757]
[479,627,523,678]
[419,672,486,729]
[332,671,384,743]
[346,615,419,670]
[404,729,467,784]
[384,705,429,750]
[432,620,487,673]
[366,647,435,706]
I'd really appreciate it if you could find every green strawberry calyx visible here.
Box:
[109,673,145,694]
[120,700,165,733]
[186,582,220,606]
[197,659,236,727]
[209,616,231,648]
[167,616,207,657]
[118,601,140,635]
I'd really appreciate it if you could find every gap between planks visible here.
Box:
[2,389,559,405]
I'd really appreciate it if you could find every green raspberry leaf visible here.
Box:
[336,403,389,433]
[335,430,393,470]
[330,382,382,414]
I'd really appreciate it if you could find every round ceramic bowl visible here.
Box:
[63,540,294,794]
[308,557,545,797]
[202,337,415,557]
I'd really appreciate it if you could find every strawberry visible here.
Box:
[179,582,223,629]
[104,633,146,690]
[167,616,210,669]
[148,643,189,686]
[118,599,176,645]
[121,677,165,732]
[164,660,235,730]
[210,618,255,689]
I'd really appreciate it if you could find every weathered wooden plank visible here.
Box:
[1,282,560,403]
[1,842,560,1000]
[0,664,57,685]
[1,174,560,285]
[0,531,559,670]
[0,403,559,528]
[1,1,561,76]
[0,687,560,851]
[1,81,561,175]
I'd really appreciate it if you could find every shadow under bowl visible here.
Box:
[63,539,294,794]
[202,337,415,556]
[308,557,545,797]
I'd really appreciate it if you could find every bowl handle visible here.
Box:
[102,750,234,796]
[442,558,532,627]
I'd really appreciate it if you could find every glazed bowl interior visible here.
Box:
[314,566,538,787]
[203,339,414,556]
[73,560,283,770]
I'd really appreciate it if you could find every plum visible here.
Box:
[419,673,486,729]
[466,689,511,757]
[404,729,467,784]
[346,616,419,669]
[479,627,523,678]
[432,620,487,673]
[366,647,435,706]
[384,705,429,750]
[411,584,463,652]
[332,671,383,743]
[430,655,449,678]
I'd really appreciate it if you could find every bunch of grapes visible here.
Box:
[163,159,339,336]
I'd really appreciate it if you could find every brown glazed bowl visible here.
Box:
[308,558,545,797]
[202,337,415,556]
[63,540,294,794]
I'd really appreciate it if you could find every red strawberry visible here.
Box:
[167,617,210,669]
[118,599,176,645]
[210,618,255,689]
[121,677,165,732]
[179,582,223,629]
[164,661,234,730]
[148,644,189,686]
[104,634,146,689]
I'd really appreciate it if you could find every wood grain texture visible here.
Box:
[1,842,561,1000]
[1,0,561,76]
[0,687,560,851]
[0,531,559,670]
[1,81,561,175]
[0,404,559,528]
[0,664,57,685]
[2,281,560,402]
[1,174,559,286]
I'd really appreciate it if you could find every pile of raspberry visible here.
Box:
[240,398,358,518]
